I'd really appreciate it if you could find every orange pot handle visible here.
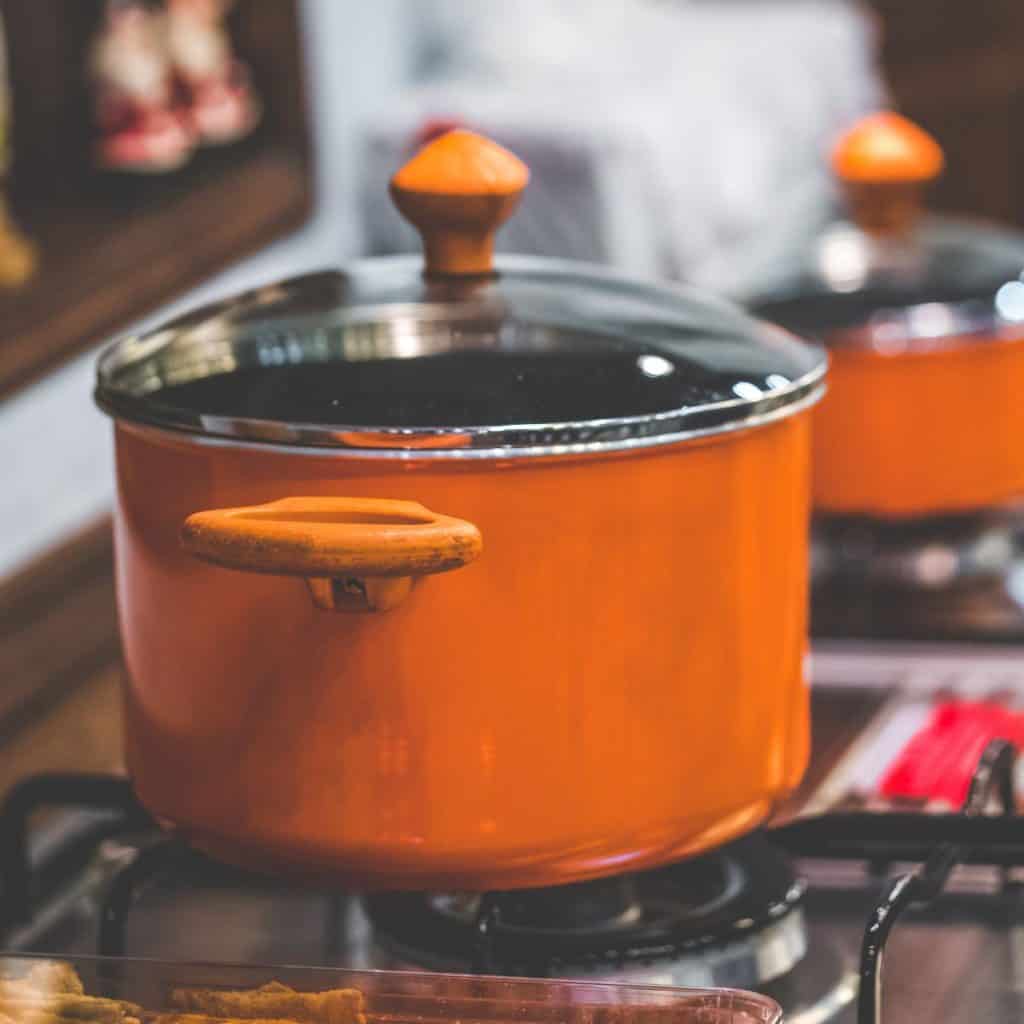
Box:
[832,112,944,236]
[389,129,529,277]
[181,497,482,613]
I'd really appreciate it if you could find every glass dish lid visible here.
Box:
[0,955,784,1024]
[96,131,826,458]
[747,113,1024,352]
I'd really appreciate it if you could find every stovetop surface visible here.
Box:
[10,829,1024,1024]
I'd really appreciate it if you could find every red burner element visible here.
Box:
[880,701,1024,807]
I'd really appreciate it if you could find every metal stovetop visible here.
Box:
[4,642,1024,1024]
[11,853,1024,1024]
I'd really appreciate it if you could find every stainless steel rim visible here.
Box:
[108,382,826,461]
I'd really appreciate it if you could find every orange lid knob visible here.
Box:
[390,129,529,277]
[832,113,943,236]
[832,112,944,184]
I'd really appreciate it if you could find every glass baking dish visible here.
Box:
[0,956,781,1024]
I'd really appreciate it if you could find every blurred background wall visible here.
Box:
[0,0,899,576]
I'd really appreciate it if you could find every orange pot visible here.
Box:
[96,131,826,890]
[813,328,1024,517]
[753,113,1024,521]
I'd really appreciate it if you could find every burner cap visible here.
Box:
[366,834,805,980]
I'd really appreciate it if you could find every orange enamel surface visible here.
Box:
[832,112,944,184]
[813,335,1024,516]
[113,413,812,890]
[391,130,529,196]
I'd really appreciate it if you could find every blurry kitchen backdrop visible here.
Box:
[1,0,1024,786]
[6,8,1024,1023]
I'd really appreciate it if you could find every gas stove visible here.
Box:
[811,508,1024,643]
[3,677,1024,1024]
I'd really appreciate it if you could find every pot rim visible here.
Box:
[107,380,824,461]
[95,255,828,459]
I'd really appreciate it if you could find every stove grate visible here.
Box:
[0,739,1019,1023]
[855,739,1015,1024]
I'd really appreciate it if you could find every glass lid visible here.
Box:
[96,131,825,458]
[746,113,1024,349]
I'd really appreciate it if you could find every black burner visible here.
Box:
[434,874,643,937]
[365,834,805,977]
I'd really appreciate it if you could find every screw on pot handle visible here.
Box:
[181,497,482,613]
[832,112,944,236]
[389,129,529,277]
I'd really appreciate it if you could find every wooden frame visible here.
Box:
[0,0,313,400]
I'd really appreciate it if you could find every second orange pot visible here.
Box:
[752,113,1024,521]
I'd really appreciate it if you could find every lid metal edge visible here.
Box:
[100,378,827,461]
[810,297,1024,355]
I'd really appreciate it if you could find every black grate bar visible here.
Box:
[0,773,149,927]
[856,739,1016,1024]
[772,813,1024,863]
[97,835,188,957]
[472,895,502,975]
